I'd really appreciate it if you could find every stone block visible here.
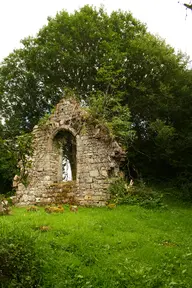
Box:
[17,183,25,191]
[90,170,99,177]
[85,177,93,183]
[100,169,108,177]
[37,167,43,172]
[91,195,102,201]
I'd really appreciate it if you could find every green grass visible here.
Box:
[1,203,192,287]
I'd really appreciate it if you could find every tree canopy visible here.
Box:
[1,5,192,197]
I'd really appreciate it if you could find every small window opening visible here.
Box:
[54,130,76,181]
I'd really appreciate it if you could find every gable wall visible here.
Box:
[15,99,124,206]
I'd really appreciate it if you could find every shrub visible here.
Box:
[0,229,43,287]
[108,178,166,209]
[108,178,127,202]
[179,182,192,202]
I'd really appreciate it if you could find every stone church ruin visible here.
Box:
[15,98,124,206]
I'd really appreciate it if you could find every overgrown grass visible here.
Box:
[1,201,192,287]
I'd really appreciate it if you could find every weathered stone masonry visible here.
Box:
[15,98,124,206]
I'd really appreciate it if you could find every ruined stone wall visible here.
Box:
[15,98,124,206]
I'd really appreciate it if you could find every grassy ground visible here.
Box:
[1,203,192,287]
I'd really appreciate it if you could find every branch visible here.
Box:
[184,3,192,10]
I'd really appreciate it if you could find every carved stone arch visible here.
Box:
[47,125,77,152]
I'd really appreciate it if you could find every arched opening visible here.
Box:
[53,130,76,182]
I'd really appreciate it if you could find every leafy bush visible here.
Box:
[108,177,127,200]
[169,176,192,202]
[108,178,166,209]
[179,181,192,202]
[0,229,43,287]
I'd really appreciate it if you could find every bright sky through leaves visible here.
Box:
[0,0,191,61]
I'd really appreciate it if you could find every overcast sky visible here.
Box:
[0,0,191,62]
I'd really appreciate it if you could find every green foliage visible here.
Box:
[0,5,192,197]
[149,119,176,147]
[0,137,18,194]
[0,131,33,194]
[5,197,14,206]
[0,228,43,287]
[108,178,166,209]
[37,112,51,127]
[16,133,33,157]
[16,133,33,186]
[37,106,56,129]
[176,180,192,202]
[89,92,136,145]
[108,177,128,200]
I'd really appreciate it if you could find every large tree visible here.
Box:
[1,5,192,194]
